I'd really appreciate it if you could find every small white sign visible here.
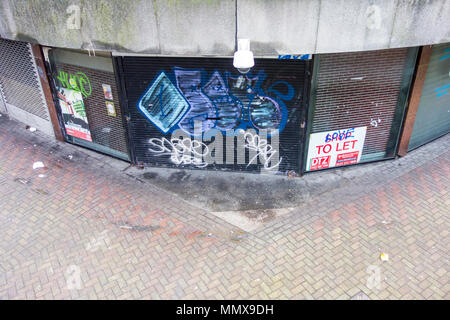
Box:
[306,126,367,171]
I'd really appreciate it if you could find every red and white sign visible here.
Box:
[57,87,92,142]
[306,127,367,171]
[65,128,92,141]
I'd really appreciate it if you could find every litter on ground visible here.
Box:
[33,161,45,170]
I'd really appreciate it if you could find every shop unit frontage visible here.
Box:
[0,39,54,136]
[407,43,450,151]
[115,57,312,174]
[48,49,130,161]
[304,47,418,172]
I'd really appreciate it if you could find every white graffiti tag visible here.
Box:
[244,132,282,170]
[370,117,381,127]
[148,137,209,168]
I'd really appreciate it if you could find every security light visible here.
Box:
[233,39,254,74]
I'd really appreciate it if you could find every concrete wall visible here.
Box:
[0,0,449,56]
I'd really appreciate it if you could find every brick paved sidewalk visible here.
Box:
[0,116,448,299]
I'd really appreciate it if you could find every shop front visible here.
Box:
[407,43,450,151]
[44,46,427,175]
[115,57,312,174]
[48,49,130,161]
[0,39,54,136]
[305,47,418,172]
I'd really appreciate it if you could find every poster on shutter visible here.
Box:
[57,86,92,142]
[105,101,116,117]
[102,84,113,100]
[306,127,366,171]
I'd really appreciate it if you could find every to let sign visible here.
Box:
[306,127,367,171]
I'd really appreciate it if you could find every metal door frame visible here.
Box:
[113,56,137,165]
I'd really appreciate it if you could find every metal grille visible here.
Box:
[118,57,311,173]
[0,38,48,120]
[54,62,129,158]
[311,48,409,160]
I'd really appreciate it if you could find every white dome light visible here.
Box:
[233,39,254,74]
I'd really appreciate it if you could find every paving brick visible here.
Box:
[0,117,448,299]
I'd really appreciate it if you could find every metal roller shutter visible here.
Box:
[117,57,311,174]
[308,48,416,165]
[0,39,52,135]
[409,43,450,150]
[49,49,130,161]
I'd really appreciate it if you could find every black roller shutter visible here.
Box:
[117,57,311,174]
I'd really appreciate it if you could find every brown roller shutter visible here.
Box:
[48,49,130,161]
[307,47,417,166]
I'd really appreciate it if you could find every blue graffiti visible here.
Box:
[202,71,243,131]
[325,128,355,143]
[250,95,281,130]
[278,54,311,60]
[439,47,450,61]
[174,68,217,136]
[435,84,450,98]
[137,68,295,136]
[434,47,450,98]
[227,72,285,131]
[137,72,190,134]
[226,72,259,130]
